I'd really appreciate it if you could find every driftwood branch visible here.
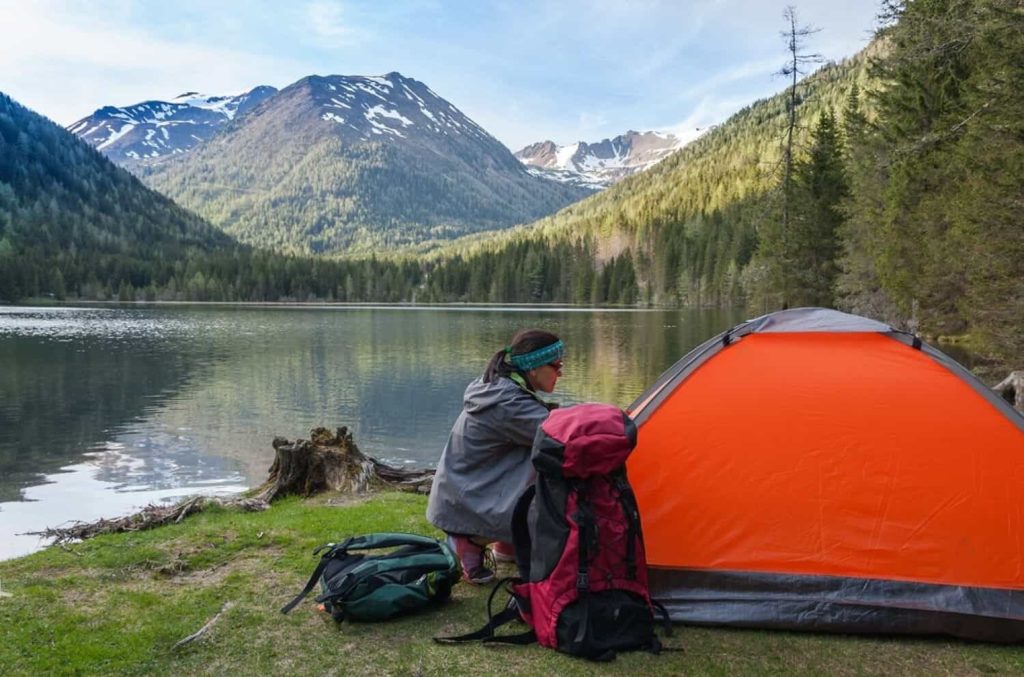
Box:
[172,601,235,650]
[994,371,1024,412]
[27,497,269,545]
[28,425,433,545]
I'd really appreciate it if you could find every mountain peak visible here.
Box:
[278,72,495,146]
[68,86,278,166]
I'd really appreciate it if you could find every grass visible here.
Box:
[1,491,1022,676]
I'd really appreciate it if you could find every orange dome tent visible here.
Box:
[627,308,1024,641]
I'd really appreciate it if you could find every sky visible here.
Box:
[0,0,880,151]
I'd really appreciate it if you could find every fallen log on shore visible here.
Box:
[28,426,434,545]
[28,496,270,545]
[994,371,1024,412]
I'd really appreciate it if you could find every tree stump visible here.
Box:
[253,426,434,502]
[994,371,1024,413]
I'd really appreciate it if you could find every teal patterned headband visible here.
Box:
[509,340,564,370]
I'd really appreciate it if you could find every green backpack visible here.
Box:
[281,533,461,622]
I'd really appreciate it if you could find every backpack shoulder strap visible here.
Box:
[510,485,536,580]
[280,539,354,614]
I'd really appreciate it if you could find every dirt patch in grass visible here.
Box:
[308,492,375,508]
[168,547,287,588]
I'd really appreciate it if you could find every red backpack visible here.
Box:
[438,403,670,661]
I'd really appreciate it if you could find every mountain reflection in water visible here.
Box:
[0,304,744,558]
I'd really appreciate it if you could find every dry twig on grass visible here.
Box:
[172,601,235,650]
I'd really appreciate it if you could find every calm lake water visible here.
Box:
[0,304,745,559]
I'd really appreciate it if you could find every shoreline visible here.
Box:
[5,298,690,313]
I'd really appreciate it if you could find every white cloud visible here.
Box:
[0,1,307,124]
[0,0,878,148]
[678,56,786,101]
[666,94,756,145]
[577,111,609,133]
[305,0,356,45]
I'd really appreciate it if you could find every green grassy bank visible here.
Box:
[1,491,1021,676]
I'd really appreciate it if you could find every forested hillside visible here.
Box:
[421,0,1023,360]
[0,93,234,301]
[419,42,874,305]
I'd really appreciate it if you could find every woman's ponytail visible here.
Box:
[483,348,511,384]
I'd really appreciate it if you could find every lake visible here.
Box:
[0,304,745,559]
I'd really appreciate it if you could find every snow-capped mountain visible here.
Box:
[67,86,277,166]
[287,73,509,153]
[514,130,685,189]
[141,72,591,254]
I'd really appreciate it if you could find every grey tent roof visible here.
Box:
[744,307,893,333]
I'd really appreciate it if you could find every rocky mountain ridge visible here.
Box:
[514,130,685,189]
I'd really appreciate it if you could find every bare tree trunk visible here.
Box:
[777,6,821,309]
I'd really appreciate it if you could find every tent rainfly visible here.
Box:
[627,308,1024,642]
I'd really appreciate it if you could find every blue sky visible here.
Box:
[1,0,880,150]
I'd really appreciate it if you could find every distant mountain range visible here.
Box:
[514,131,685,189]
[71,72,591,254]
[66,76,688,254]
[67,86,278,168]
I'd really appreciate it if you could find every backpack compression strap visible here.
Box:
[612,471,640,579]
[343,532,444,553]
[434,579,532,644]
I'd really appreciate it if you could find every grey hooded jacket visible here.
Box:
[426,376,550,543]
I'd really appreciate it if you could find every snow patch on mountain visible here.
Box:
[555,142,580,168]
[365,105,414,127]
[97,123,135,150]
[170,92,252,120]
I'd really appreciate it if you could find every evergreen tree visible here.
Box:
[787,109,848,306]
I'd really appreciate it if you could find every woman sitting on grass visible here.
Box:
[426,329,563,584]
